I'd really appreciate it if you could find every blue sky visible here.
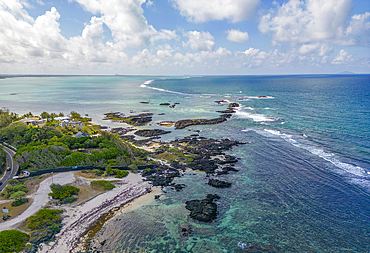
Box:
[0,0,369,75]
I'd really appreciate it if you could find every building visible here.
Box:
[59,120,83,127]
[21,117,47,126]
[73,131,91,138]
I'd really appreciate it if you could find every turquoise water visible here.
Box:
[1,75,370,252]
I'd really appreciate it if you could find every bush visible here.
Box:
[49,184,79,200]
[93,169,104,176]
[91,180,115,190]
[0,230,29,253]
[59,196,77,204]
[1,184,28,199]
[115,170,129,178]
[128,163,138,173]
[11,197,28,207]
[26,209,63,230]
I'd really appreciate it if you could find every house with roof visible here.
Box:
[59,120,83,127]
[73,131,90,138]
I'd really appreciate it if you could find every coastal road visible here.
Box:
[0,145,18,192]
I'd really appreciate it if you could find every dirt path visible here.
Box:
[0,172,75,231]
[39,173,151,253]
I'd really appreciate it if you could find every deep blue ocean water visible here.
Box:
[1,75,369,252]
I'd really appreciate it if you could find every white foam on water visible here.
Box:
[235,107,276,122]
[140,80,192,96]
[251,129,370,184]
[246,96,275,99]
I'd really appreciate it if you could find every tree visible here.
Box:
[40,112,50,119]
[0,230,29,253]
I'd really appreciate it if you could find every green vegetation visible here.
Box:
[91,180,115,190]
[26,209,63,247]
[105,166,129,178]
[0,108,19,129]
[49,184,79,203]
[0,230,29,253]
[0,148,6,174]
[59,196,78,204]
[1,181,29,207]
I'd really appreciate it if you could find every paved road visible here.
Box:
[0,145,18,192]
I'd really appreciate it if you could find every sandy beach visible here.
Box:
[39,173,152,253]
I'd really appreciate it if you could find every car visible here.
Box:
[6,167,11,171]
[0,182,2,186]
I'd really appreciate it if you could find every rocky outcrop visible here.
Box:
[185,194,220,222]
[214,100,228,104]
[216,108,236,114]
[134,129,171,137]
[103,112,153,126]
[228,102,240,108]
[174,114,232,129]
[208,179,232,188]
[216,166,239,175]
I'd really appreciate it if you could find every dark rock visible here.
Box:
[217,166,239,175]
[208,179,232,188]
[214,100,228,104]
[174,114,232,129]
[216,108,236,114]
[185,194,220,222]
[179,223,192,237]
[170,183,186,191]
[134,129,171,137]
[228,103,240,108]
[103,112,153,126]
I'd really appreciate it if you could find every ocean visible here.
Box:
[1,75,370,252]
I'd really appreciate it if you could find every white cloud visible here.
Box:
[243,47,260,56]
[226,29,249,43]
[331,49,352,64]
[73,0,156,48]
[347,12,370,36]
[171,0,260,23]
[183,31,215,51]
[259,0,362,45]
[299,43,333,56]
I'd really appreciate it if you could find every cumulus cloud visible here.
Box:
[331,49,352,64]
[73,0,157,48]
[171,0,260,23]
[299,43,333,56]
[183,31,215,51]
[259,0,370,46]
[226,29,249,43]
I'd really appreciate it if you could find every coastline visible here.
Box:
[72,185,162,252]
[37,173,153,253]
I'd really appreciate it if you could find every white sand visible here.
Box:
[0,172,75,231]
[39,173,151,253]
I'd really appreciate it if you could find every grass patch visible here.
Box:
[71,184,105,206]
[157,151,179,162]
[0,198,33,223]
[91,180,115,190]
[74,170,103,179]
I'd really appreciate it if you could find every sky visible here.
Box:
[0,0,369,75]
